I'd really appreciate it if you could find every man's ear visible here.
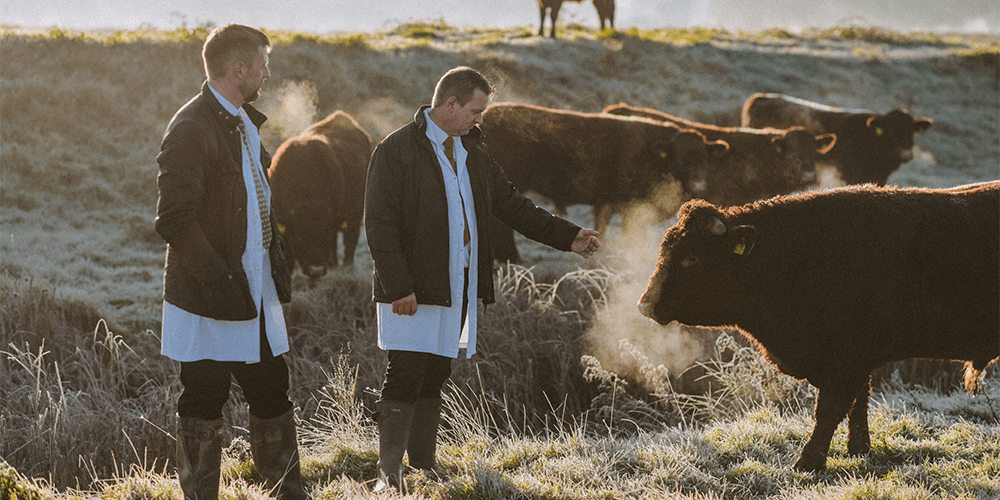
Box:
[731,225,756,256]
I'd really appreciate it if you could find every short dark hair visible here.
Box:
[432,66,494,108]
[202,24,271,80]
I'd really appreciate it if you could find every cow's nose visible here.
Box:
[304,264,328,278]
[637,300,654,319]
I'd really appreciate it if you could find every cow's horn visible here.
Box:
[710,217,727,236]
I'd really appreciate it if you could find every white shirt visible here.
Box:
[160,83,289,363]
[375,109,479,358]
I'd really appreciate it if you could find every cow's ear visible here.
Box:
[865,115,885,136]
[708,140,729,157]
[731,225,756,256]
[815,133,836,155]
[915,118,933,134]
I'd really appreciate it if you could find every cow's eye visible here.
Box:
[874,127,884,136]
[659,151,668,159]
[774,144,783,154]
[681,255,700,267]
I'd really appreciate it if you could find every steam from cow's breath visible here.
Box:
[585,178,715,394]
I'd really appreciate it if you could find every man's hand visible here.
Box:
[392,293,418,315]
[571,229,601,258]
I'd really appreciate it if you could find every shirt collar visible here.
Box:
[207,82,241,117]
[423,107,451,146]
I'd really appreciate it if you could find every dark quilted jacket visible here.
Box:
[155,82,291,321]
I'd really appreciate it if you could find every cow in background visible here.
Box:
[538,0,615,38]
[604,103,835,207]
[638,181,999,471]
[481,103,728,262]
[268,111,371,280]
[301,111,372,267]
[742,93,933,185]
[268,135,345,280]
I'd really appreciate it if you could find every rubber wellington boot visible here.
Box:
[249,408,309,500]
[176,416,224,500]
[406,397,444,479]
[373,400,414,494]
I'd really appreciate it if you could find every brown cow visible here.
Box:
[742,93,933,185]
[537,0,615,38]
[268,134,345,280]
[481,103,728,262]
[301,111,372,267]
[268,111,371,279]
[638,181,1000,472]
[604,103,836,205]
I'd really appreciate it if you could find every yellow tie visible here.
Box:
[443,136,470,246]
[237,120,272,250]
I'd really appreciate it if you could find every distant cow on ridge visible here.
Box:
[742,93,933,185]
[638,181,1000,472]
[268,111,371,280]
[537,0,615,38]
[604,103,835,207]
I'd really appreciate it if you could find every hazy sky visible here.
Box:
[2,0,997,34]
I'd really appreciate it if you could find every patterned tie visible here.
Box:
[237,120,272,250]
[443,136,470,246]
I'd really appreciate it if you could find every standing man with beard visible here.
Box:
[154,24,307,500]
[364,66,601,493]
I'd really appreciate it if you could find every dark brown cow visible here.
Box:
[302,111,372,267]
[268,111,371,279]
[742,93,933,186]
[268,134,345,280]
[604,103,836,205]
[481,103,728,262]
[537,0,615,38]
[638,181,1000,472]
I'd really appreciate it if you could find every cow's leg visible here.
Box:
[549,2,562,38]
[330,227,341,269]
[794,379,866,472]
[538,6,547,36]
[341,223,361,267]
[846,375,872,456]
[592,204,614,238]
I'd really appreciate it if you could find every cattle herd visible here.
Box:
[268,90,997,472]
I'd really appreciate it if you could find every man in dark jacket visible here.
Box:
[154,24,306,500]
[364,66,600,492]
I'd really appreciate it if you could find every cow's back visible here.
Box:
[482,104,639,209]
[734,183,999,372]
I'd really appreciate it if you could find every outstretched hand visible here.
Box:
[571,229,601,258]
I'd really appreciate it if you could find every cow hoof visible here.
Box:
[847,441,871,456]
[793,454,826,473]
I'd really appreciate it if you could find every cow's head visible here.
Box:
[654,128,729,196]
[281,199,337,279]
[638,199,755,327]
[768,127,836,187]
[865,109,933,164]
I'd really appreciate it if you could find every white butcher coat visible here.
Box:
[160,84,289,363]
[375,108,480,359]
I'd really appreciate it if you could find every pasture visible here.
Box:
[1,22,998,499]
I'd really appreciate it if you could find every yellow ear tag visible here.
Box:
[277,222,287,234]
[733,240,746,255]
